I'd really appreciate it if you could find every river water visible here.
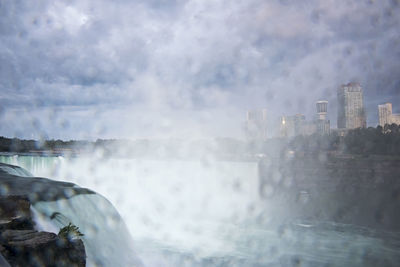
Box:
[1,154,399,266]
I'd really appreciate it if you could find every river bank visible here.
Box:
[259,154,400,231]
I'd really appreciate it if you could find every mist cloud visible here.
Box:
[1,0,399,138]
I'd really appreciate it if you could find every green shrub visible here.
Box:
[58,223,84,240]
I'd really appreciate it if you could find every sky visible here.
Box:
[0,0,400,140]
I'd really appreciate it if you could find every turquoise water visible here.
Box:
[135,221,400,266]
[1,154,400,266]
[0,153,63,177]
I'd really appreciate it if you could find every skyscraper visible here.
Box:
[245,109,268,140]
[337,82,366,129]
[316,100,330,134]
[378,102,400,127]
[378,103,392,127]
[392,114,400,125]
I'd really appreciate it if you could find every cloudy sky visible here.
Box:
[1,0,399,139]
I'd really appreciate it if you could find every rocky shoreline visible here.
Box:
[0,195,86,266]
[0,163,87,266]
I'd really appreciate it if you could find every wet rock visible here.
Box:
[0,230,85,267]
[0,217,34,232]
[0,196,30,219]
[0,162,95,202]
[0,192,86,266]
[0,196,34,231]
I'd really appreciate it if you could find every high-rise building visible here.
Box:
[337,82,366,129]
[378,103,393,127]
[392,114,400,125]
[378,102,400,127]
[245,109,268,140]
[316,100,330,134]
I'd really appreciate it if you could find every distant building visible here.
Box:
[393,114,400,125]
[302,121,317,136]
[378,103,392,127]
[245,109,268,140]
[316,100,330,135]
[316,120,330,135]
[316,101,328,120]
[337,82,366,129]
[280,114,305,137]
[378,102,400,126]
[280,101,330,138]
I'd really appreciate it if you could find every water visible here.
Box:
[32,194,142,267]
[1,153,400,266]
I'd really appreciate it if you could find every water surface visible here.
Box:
[1,154,399,266]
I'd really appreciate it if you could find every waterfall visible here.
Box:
[2,155,400,266]
[0,154,262,258]
[0,154,63,177]
[32,194,143,267]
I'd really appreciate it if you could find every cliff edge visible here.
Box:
[0,163,86,266]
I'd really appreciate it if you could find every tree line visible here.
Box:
[0,124,399,156]
[288,123,400,156]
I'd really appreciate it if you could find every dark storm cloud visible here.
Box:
[0,0,399,138]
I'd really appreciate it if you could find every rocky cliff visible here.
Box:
[0,163,87,266]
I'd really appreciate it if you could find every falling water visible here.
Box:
[1,153,400,266]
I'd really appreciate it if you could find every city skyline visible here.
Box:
[246,81,399,139]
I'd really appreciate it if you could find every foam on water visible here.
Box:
[0,155,261,256]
